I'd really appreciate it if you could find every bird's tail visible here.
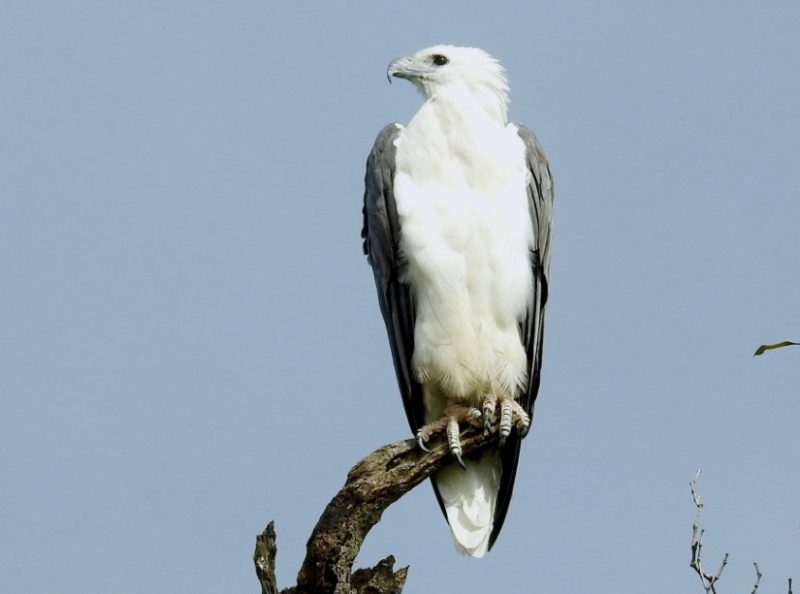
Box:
[433,450,501,558]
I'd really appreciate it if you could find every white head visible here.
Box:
[387,45,510,122]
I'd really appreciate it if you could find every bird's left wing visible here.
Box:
[516,124,554,420]
[362,124,425,433]
[490,123,554,549]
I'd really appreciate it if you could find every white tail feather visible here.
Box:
[434,450,501,558]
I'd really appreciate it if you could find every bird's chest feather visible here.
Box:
[393,122,533,400]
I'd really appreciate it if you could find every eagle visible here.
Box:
[361,45,553,557]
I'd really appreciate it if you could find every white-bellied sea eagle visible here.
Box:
[361,45,553,558]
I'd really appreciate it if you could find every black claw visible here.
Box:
[499,433,508,447]
[454,452,466,470]
[481,404,494,434]
[417,435,430,452]
[518,424,531,439]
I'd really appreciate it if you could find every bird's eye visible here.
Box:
[431,54,448,66]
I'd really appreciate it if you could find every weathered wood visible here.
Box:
[255,426,496,593]
[253,522,278,594]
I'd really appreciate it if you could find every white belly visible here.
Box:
[394,125,533,416]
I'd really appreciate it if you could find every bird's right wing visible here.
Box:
[361,124,425,433]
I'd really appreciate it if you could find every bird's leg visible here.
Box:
[498,397,530,445]
[446,416,465,469]
[415,404,481,468]
[416,416,450,452]
[480,394,498,434]
[481,394,530,446]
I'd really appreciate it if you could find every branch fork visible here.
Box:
[255,426,498,593]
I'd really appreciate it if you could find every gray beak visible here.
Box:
[386,56,426,84]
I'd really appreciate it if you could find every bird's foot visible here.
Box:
[480,394,530,445]
[415,404,482,469]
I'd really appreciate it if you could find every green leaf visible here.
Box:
[753,341,800,356]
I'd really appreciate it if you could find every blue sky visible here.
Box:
[2,2,798,592]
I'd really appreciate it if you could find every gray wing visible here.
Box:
[490,123,554,549]
[361,124,425,433]
[362,124,456,530]
[517,124,554,419]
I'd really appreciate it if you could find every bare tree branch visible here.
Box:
[751,562,763,594]
[254,523,278,594]
[255,425,499,594]
[690,469,729,594]
[689,471,796,594]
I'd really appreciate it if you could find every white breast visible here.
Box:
[394,109,533,415]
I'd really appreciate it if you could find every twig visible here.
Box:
[690,469,704,511]
[751,562,763,594]
[789,577,793,594]
[689,469,729,594]
[254,425,499,594]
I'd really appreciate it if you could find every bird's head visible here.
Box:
[387,45,510,122]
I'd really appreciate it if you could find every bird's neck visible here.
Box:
[398,88,516,186]
[426,83,508,127]
[404,87,508,154]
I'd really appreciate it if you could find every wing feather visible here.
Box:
[489,124,554,549]
[362,124,425,432]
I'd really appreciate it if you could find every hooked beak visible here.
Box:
[386,56,427,84]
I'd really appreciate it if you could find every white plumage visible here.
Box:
[392,46,532,557]
[363,45,552,558]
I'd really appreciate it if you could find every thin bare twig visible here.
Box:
[688,471,797,594]
[689,469,729,594]
[690,469,704,511]
[751,562,763,594]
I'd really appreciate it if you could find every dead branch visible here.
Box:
[254,425,498,594]
[751,562,763,594]
[690,470,729,594]
[689,471,796,594]
[254,523,278,594]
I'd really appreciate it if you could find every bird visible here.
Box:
[361,45,553,558]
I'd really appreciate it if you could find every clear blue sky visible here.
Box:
[2,2,798,592]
